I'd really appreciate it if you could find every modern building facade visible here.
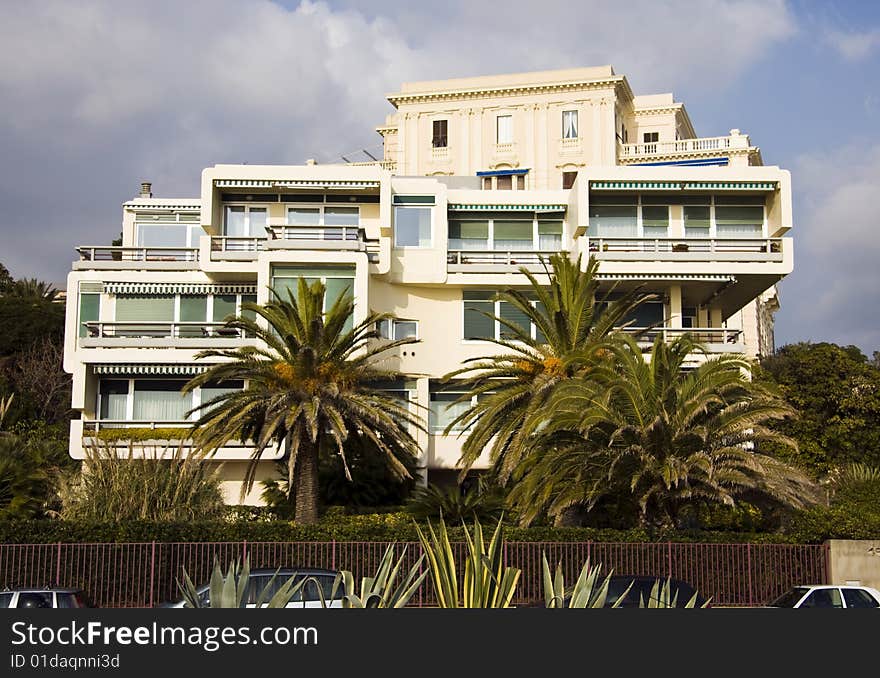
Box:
[63,66,792,503]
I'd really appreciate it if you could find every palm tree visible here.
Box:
[508,334,820,527]
[5,278,58,301]
[443,253,653,483]
[183,279,424,525]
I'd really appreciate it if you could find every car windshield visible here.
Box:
[768,587,809,607]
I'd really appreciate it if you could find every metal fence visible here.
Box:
[0,541,828,608]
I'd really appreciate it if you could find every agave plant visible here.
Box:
[639,577,710,608]
[542,553,630,608]
[332,544,427,608]
[416,516,520,608]
[178,556,312,608]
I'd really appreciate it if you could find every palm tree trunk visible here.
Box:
[293,439,320,525]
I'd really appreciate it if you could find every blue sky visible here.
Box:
[1,1,878,353]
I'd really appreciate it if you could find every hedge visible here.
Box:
[0,513,817,544]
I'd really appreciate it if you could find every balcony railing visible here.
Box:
[618,133,753,161]
[76,246,199,263]
[447,249,554,268]
[268,224,363,241]
[210,236,266,252]
[81,321,246,341]
[587,237,783,262]
[344,160,397,171]
[622,326,744,348]
[83,420,192,434]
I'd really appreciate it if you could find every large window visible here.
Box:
[463,290,543,341]
[562,110,578,139]
[113,292,256,337]
[224,205,267,237]
[589,200,638,238]
[136,213,202,248]
[377,318,418,340]
[429,387,474,433]
[286,205,358,226]
[714,205,764,238]
[684,205,710,238]
[448,215,563,251]
[393,197,433,248]
[432,119,448,148]
[97,379,244,423]
[271,265,355,332]
[496,114,513,144]
[78,291,100,338]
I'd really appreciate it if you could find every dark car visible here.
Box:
[159,567,342,608]
[527,575,710,608]
[0,588,95,609]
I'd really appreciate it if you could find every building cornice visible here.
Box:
[387,76,632,107]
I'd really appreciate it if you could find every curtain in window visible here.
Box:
[394,207,432,247]
[589,206,638,237]
[538,221,563,250]
[684,205,710,238]
[287,207,320,225]
[715,206,763,238]
[324,207,359,226]
[99,380,128,420]
[496,115,513,144]
[132,380,192,421]
[448,221,489,250]
[429,392,471,432]
[494,221,532,250]
[225,206,246,237]
[563,110,578,139]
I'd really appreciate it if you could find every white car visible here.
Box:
[159,568,343,608]
[767,585,880,608]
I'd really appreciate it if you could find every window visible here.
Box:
[462,290,540,341]
[377,318,418,340]
[643,132,659,143]
[78,292,100,338]
[681,306,697,329]
[136,213,203,248]
[589,202,638,237]
[271,265,355,332]
[0,592,12,608]
[641,205,669,238]
[287,205,359,226]
[448,216,563,252]
[429,388,474,432]
[394,207,432,247]
[16,593,53,609]
[496,114,513,144]
[562,110,578,139]
[112,292,254,337]
[482,177,492,190]
[97,379,243,423]
[800,589,843,608]
[842,589,879,608]
[714,205,764,238]
[684,205,711,238]
[432,119,448,148]
[224,205,267,237]
[496,175,513,190]
[562,171,578,190]
[516,175,525,190]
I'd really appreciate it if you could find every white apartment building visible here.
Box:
[63,66,792,503]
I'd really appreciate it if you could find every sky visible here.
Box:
[1,0,878,353]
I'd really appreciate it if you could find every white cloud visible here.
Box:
[824,28,880,61]
[775,144,880,351]
[0,0,796,283]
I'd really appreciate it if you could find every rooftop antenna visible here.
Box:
[340,154,351,163]
[362,148,378,161]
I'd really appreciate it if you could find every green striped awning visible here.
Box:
[590,180,777,191]
[92,364,211,376]
[124,203,201,211]
[683,181,776,191]
[214,180,273,188]
[273,180,380,189]
[596,274,736,282]
[104,282,257,295]
[448,203,567,212]
[590,181,682,190]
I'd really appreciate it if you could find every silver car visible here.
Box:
[767,585,880,608]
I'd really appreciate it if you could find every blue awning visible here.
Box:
[476,169,530,177]
[632,158,729,167]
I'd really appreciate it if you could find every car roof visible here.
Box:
[2,587,84,593]
[248,568,338,576]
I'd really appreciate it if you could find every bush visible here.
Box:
[59,445,224,522]
[93,428,189,443]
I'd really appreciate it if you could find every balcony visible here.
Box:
[344,159,397,171]
[75,246,199,270]
[431,146,450,162]
[447,249,553,273]
[622,327,744,352]
[265,224,371,252]
[617,132,760,165]
[210,236,266,261]
[587,237,784,263]
[79,321,249,348]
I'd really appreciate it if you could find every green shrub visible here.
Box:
[93,428,189,443]
[405,482,507,523]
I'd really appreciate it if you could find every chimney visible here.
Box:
[140,181,153,198]
[305,158,317,166]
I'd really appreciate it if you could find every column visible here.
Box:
[668,285,682,329]
[415,377,430,485]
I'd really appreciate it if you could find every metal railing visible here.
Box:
[82,420,192,433]
[81,321,245,340]
[76,246,199,262]
[268,225,364,242]
[622,327,744,346]
[0,540,829,608]
[210,236,266,252]
[447,249,552,266]
[588,237,783,259]
[345,160,397,171]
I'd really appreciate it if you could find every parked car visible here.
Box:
[766,585,880,608]
[0,587,95,609]
[159,567,343,608]
[526,575,710,608]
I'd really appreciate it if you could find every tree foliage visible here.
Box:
[759,342,880,472]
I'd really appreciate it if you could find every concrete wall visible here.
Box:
[828,540,880,589]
